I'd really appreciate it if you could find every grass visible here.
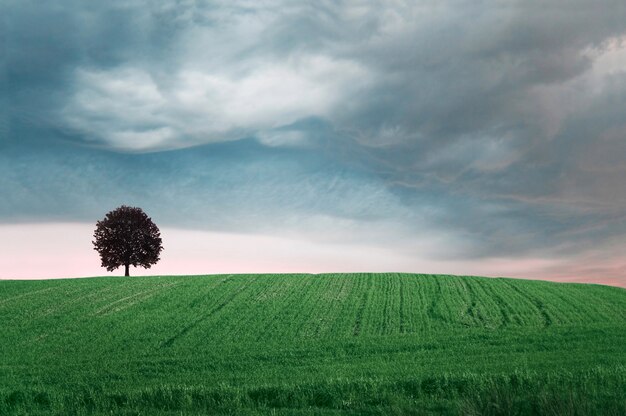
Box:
[0,273,624,415]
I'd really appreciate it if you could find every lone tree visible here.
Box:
[93,206,163,276]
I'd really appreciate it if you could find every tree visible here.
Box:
[93,206,163,276]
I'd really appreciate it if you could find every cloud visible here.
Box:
[61,56,369,151]
[3,0,626,280]
[9,1,626,154]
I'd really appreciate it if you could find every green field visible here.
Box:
[1,273,625,415]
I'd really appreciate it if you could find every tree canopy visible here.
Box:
[93,206,163,276]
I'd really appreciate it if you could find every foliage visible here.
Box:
[92,205,163,276]
[1,273,624,414]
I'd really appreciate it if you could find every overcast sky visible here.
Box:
[2,1,626,286]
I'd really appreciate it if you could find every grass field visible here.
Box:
[1,273,625,415]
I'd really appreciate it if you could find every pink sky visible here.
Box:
[0,223,623,288]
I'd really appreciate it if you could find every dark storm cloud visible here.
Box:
[2,0,626,262]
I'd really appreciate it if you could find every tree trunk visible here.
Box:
[125,263,130,277]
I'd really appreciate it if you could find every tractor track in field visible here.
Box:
[506,282,553,327]
[159,275,254,348]
[503,280,553,327]
[0,287,55,306]
[93,282,180,316]
[352,275,373,336]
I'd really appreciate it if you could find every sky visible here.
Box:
[1,1,626,287]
